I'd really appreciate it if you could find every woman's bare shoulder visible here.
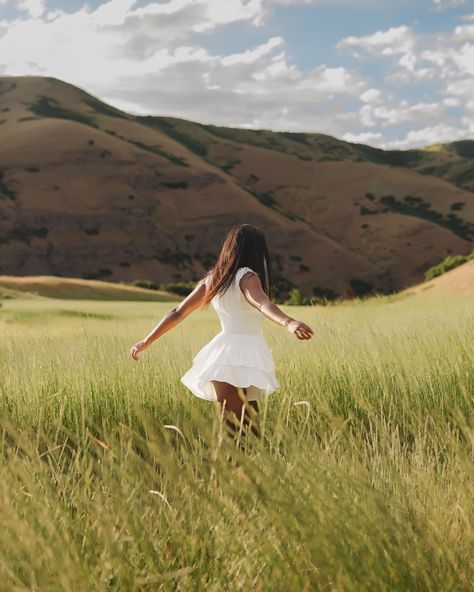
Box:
[239,268,264,295]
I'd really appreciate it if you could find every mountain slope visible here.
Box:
[0,75,473,298]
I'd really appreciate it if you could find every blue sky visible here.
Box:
[0,0,473,148]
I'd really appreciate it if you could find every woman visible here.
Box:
[129,224,314,439]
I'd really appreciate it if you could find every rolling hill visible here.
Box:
[0,274,177,301]
[402,258,474,297]
[0,75,473,299]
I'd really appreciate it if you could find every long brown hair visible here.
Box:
[201,224,274,306]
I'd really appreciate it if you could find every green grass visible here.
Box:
[0,293,472,591]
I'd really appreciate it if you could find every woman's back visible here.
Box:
[211,266,263,335]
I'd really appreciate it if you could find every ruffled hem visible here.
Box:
[181,331,279,401]
[181,363,280,401]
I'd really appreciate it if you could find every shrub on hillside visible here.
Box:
[0,171,17,199]
[30,96,98,128]
[129,279,160,291]
[161,282,196,296]
[312,286,338,303]
[284,288,306,305]
[139,117,209,157]
[125,280,197,296]
[424,251,474,281]
[283,287,338,306]
[379,194,474,241]
[349,278,374,298]
[162,180,188,189]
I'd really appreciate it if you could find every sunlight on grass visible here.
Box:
[0,293,472,590]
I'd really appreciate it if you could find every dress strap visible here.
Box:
[235,266,257,291]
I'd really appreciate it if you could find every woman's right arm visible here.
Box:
[129,277,208,360]
[240,272,314,340]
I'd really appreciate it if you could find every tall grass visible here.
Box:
[0,294,472,591]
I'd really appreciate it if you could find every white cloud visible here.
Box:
[1,0,472,150]
[336,15,474,148]
[360,88,382,103]
[108,51,366,135]
[432,0,466,11]
[267,0,313,4]
[221,36,283,66]
[445,77,474,115]
[92,0,269,60]
[355,100,445,134]
[342,131,382,144]
[338,22,473,84]
[443,97,461,106]
[451,42,474,75]
[381,123,470,149]
[105,0,266,38]
[269,0,379,4]
[453,22,474,41]
[0,1,269,80]
[338,25,414,54]
[0,0,367,137]
[338,25,420,76]
[45,10,66,22]
[17,0,45,18]
[359,104,376,127]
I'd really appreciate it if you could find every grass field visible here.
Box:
[0,292,473,591]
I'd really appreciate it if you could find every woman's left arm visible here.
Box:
[130,278,208,360]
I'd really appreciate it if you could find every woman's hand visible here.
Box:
[239,272,315,339]
[286,319,314,340]
[129,339,151,360]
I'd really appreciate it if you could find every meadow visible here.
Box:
[0,292,472,591]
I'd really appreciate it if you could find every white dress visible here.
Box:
[181,266,280,402]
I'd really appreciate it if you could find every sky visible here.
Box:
[0,0,473,149]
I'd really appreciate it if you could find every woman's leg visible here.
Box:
[246,396,260,437]
[211,381,260,439]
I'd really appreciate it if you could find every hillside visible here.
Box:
[0,75,473,298]
[0,275,177,301]
[402,258,474,297]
